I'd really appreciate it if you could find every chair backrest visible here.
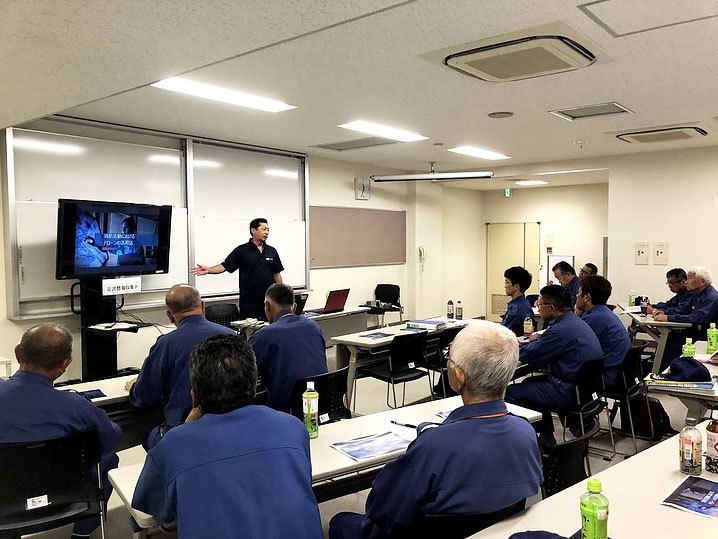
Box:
[416,498,526,538]
[375,284,400,305]
[0,428,101,529]
[574,354,608,406]
[540,423,597,497]
[389,331,428,375]
[205,302,240,328]
[426,326,464,370]
[526,294,539,306]
[288,367,352,424]
[616,343,649,393]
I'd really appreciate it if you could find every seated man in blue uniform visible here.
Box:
[552,261,580,307]
[0,324,121,539]
[653,266,718,370]
[502,265,535,336]
[505,285,603,448]
[125,284,234,449]
[250,283,327,411]
[132,334,322,539]
[578,262,598,279]
[329,321,543,539]
[647,267,692,315]
[575,275,631,391]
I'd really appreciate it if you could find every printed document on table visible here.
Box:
[331,431,410,461]
[661,476,718,519]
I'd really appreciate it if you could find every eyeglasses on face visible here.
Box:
[666,279,684,285]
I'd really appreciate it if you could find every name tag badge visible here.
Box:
[26,494,50,510]
[265,257,274,262]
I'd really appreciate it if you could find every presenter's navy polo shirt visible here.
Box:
[222,240,284,314]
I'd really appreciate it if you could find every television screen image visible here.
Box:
[56,199,172,280]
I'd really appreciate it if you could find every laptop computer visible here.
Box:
[293,293,309,315]
[306,289,350,315]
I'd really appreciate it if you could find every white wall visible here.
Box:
[482,183,609,286]
[442,186,485,319]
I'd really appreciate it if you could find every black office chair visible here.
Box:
[0,428,105,538]
[366,284,403,326]
[541,421,598,498]
[425,326,463,398]
[288,367,352,424]
[604,343,651,457]
[205,302,240,329]
[414,498,526,539]
[356,331,431,408]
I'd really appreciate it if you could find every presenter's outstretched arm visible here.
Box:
[191,263,226,276]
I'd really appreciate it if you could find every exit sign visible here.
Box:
[504,188,512,198]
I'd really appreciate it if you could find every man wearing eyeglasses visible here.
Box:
[646,268,692,315]
[505,285,602,449]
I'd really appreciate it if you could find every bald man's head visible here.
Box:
[165,284,203,320]
[16,324,73,371]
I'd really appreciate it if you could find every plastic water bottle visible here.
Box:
[523,316,533,336]
[679,417,702,475]
[707,323,718,354]
[456,301,463,320]
[628,290,635,307]
[302,381,319,439]
[682,338,695,358]
[579,477,609,539]
[447,299,454,319]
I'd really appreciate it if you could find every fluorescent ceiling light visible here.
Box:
[515,180,548,186]
[535,168,604,175]
[13,137,85,155]
[371,170,493,182]
[448,146,511,160]
[265,169,298,179]
[338,121,428,142]
[151,77,296,113]
[148,154,221,168]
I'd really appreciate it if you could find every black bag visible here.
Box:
[619,396,675,441]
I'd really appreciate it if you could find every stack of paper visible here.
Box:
[646,375,716,395]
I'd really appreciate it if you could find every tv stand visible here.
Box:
[78,277,119,381]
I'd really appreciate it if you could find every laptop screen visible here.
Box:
[324,289,350,312]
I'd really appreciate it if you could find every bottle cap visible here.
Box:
[685,417,697,426]
[587,477,602,493]
[712,323,716,328]
[307,381,315,390]
[686,338,693,344]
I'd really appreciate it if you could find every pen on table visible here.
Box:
[391,420,417,429]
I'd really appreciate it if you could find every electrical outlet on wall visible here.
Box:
[634,242,649,265]
[654,242,668,265]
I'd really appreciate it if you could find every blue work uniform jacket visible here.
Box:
[519,311,603,384]
[133,405,322,539]
[250,309,327,410]
[130,315,235,428]
[582,305,631,388]
[653,289,693,314]
[501,295,535,336]
[0,370,121,536]
[564,276,580,307]
[353,400,542,538]
[667,284,718,338]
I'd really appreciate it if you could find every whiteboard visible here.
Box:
[193,218,306,296]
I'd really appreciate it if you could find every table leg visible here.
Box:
[343,345,359,408]
[652,328,669,374]
[677,396,709,422]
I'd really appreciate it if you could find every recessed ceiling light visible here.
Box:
[13,137,85,155]
[515,180,548,186]
[338,121,428,142]
[488,111,514,119]
[265,169,299,179]
[151,77,296,112]
[447,146,511,160]
[535,168,603,175]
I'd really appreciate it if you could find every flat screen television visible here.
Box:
[56,199,172,280]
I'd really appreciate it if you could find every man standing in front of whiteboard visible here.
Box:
[191,218,283,320]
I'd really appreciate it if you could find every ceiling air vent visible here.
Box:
[444,35,595,83]
[550,102,632,121]
[311,137,397,151]
[616,126,708,144]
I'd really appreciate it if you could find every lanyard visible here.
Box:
[467,412,508,419]
[278,312,295,321]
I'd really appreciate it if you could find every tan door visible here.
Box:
[486,222,541,322]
